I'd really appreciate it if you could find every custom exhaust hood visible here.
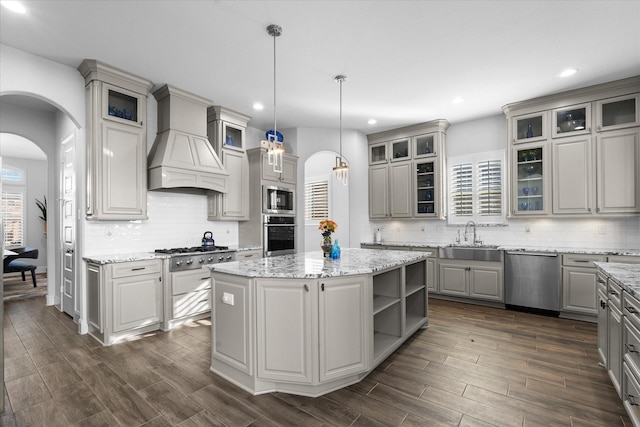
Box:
[148,84,228,193]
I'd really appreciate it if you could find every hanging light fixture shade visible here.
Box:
[333,75,349,185]
[262,24,285,173]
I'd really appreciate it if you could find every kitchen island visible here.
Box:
[206,248,430,397]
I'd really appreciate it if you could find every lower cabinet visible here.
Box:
[164,269,212,330]
[597,273,608,367]
[439,260,503,302]
[561,254,606,318]
[87,259,163,345]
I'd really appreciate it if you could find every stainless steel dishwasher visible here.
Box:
[505,251,561,314]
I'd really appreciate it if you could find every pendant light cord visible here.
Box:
[273,31,277,137]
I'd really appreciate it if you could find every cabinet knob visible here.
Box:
[627,394,640,406]
[626,344,639,354]
[626,305,638,314]
[304,284,309,292]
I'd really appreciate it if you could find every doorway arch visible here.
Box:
[303,151,350,252]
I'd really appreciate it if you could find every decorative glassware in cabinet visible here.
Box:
[414,134,435,157]
[516,147,544,213]
[416,161,435,215]
[391,139,410,161]
[597,94,639,131]
[223,123,243,149]
[369,144,387,164]
[553,104,590,138]
[514,113,545,142]
[107,88,139,123]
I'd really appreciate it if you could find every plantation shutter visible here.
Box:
[477,160,502,216]
[3,191,24,246]
[450,163,473,216]
[305,180,329,220]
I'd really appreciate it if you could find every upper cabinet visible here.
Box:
[596,93,640,132]
[367,120,449,220]
[207,106,251,221]
[78,60,153,220]
[503,76,640,217]
[552,103,591,138]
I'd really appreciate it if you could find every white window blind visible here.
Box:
[305,180,329,220]
[3,191,25,246]
[448,150,505,225]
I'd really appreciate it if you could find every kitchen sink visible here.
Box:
[439,245,502,262]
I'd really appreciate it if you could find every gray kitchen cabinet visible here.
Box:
[207,106,251,221]
[596,127,640,214]
[597,273,608,367]
[166,268,211,327]
[78,60,153,220]
[261,151,297,185]
[608,279,623,397]
[561,254,606,318]
[412,247,438,293]
[319,276,369,382]
[367,120,449,219]
[86,259,163,346]
[504,77,640,218]
[256,279,314,383]
[552,135,593,215]
[439,259,503,302]
[510,141,550,216]
[256,276,369,384]
[236,249,262,260]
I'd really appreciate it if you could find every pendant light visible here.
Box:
[333,75,349,185]
[262,24,284,173]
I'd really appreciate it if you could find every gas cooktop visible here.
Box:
[154,246,230,255]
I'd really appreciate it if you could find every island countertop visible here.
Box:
[595,262,640,297]
[206,248,430,279]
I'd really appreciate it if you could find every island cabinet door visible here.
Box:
[318,276,370,382]
[256,279,314,384]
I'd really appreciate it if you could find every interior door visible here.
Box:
[61,133,76,318]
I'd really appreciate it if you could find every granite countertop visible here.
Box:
[361,241,640,256]
[595,262,640,297]
[206,248,430,279]
[83,252,164,264]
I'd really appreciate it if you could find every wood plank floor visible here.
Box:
[1,296,632,426]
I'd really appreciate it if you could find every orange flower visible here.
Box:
[318,219,337,233]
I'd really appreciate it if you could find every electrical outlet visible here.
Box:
[420,226,426,233]
[597,225,606,235]
[525,224,530,233]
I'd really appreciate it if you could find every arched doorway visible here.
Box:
[303,151,350,252]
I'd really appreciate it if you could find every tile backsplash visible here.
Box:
[368,217,640,251]
[84,192,238,256]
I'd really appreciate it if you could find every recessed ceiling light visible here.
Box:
[1,1,26,13]
[452,97,464,104]
[252,103,264,110]
[559,68,578,77]
[367,119,377,125]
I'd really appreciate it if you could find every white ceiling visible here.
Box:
[1,1,639,133]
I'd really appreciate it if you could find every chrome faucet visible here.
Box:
[464,221,476,245]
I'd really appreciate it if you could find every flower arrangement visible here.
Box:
[318,219,337,235]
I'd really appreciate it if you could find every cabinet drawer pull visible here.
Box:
[626,344,639,354]
[600,300,607,309]
[201,277,210,281]
[131,267,146,271]
[626,305,638,314]
[597,280,605,285]
[628,394,640,406]
[199,299,209,303]
[304,284,309,292]
[609,290,619,297]
[574,259,590,263]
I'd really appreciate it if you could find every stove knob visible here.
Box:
[226,255,233,261]
[207,257,214,263]
[186,259,193,265]
[175,260,183,267]
[199,258,205,264]
[218,256,224,262]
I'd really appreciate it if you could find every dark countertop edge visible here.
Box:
[361,241,640,256]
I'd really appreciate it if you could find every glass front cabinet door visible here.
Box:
[413,133,437,158]
[552,103,591,138]
[221,121,244,151]
[102,83,144,127]
[415,160,437,217]
[369,142,387,165]
[513,112,547,143]
[596,93,639,132]
[512,143,548,215]
[390,138,411,162]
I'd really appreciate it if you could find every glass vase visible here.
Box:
[321,233,333,257]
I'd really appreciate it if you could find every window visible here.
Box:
[448,150,506,225]
[2,165,27,247]
[305,180,329,220]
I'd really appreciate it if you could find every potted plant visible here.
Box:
[35,196,47,236]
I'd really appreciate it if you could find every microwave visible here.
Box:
[263,186,295,215]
